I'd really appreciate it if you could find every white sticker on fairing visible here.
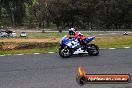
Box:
[66,40,79,48]
[73,48,88,54]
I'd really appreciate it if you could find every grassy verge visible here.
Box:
[0,35,132,55]
[91,36,132,48]
[0,47,58,55]
[27,31,108,38]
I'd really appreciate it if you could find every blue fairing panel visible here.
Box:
[84,36,95,43]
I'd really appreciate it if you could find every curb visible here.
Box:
[0,47,131,57]
[100,47,131,50]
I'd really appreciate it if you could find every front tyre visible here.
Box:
[87,44,99,56]
[59,46,72,58]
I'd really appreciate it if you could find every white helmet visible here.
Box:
[69,28,75,31]
[69,28,75,35]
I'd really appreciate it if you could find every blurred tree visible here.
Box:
[0,0,131,29]
[0,0,33,26]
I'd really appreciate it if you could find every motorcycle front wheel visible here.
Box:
[59,46,72,58]
[87,44,99,56]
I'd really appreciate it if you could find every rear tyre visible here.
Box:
[87,44,99,56]
[59,46,72,58]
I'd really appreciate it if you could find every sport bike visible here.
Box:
[59,35,99,58]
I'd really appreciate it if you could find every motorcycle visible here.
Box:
[59,35,99,58]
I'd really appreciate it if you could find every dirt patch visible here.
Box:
[0,42,59,50]
[16,42,59,49]
[0,38,61,43]
[0,38,61,50]
[0,42,17,50]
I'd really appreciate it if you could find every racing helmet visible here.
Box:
[69,28,75,35]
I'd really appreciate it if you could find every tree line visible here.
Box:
[0,0,132,30]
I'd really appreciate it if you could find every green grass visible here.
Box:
[91,36,132,48]
[0,47,58,55]
[28,32,66,38]
[26,31,111,38]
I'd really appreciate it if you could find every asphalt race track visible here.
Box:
[0,49,132,88]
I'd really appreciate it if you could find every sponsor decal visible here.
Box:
[76,66,131,85]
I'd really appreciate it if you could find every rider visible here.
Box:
[68,28,87,50]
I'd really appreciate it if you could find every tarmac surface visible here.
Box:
[0,49,132,88]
